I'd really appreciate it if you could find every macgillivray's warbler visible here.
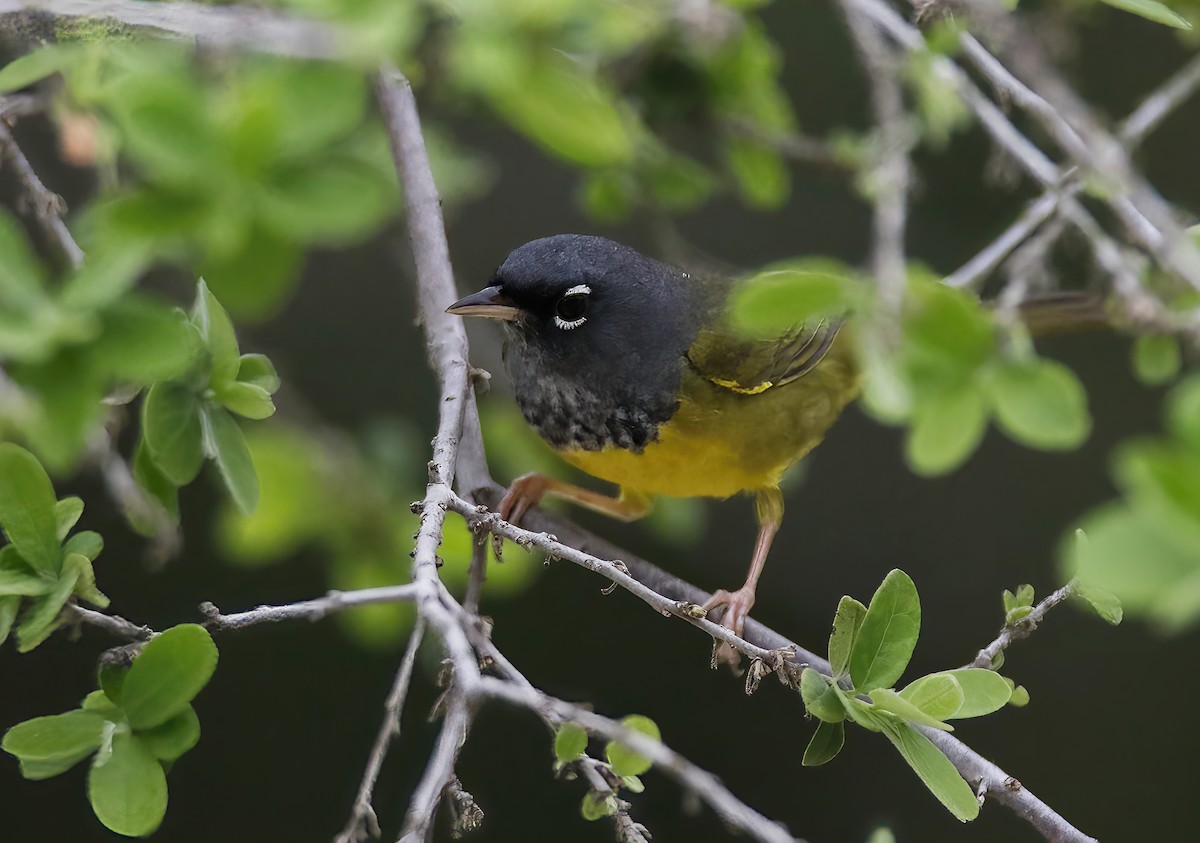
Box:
[448,234,1103,644]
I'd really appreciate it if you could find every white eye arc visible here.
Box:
[553,284,591,330]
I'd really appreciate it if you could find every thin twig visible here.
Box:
[0,0,341,60]
[479,677,800,843]
[396,696,475,843]
[460,486,1098,843]
[1119,51,1200,149]
[0,119,84,268]
[335,617,427,843]
[968,582,1076,670]
[66,604,154,640]
[377,66,483,840]
[837,5,911,314]
[199,585,421,631]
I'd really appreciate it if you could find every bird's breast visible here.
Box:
[560,344,861,498]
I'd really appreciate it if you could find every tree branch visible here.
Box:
[199,585,421,631]
[0,0,341,60]
[837,2,911,313]
[478,677,801,843]
[968,582,1076,670]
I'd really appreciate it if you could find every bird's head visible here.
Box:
[448,234,709,373]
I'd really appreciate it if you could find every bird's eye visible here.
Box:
[553,285,590,330]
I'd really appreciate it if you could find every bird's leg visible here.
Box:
[703,487,783,662]
[493,474,651,556]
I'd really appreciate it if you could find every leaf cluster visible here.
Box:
[1069,376,1200,629]
[0,444,108,651]
[799,570,1014,822]
[2,624,218,836]
[730,264,1093,476]
[135,281,280,520]
[551,715,659,822]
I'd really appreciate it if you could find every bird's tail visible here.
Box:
[1015,292,1111,337]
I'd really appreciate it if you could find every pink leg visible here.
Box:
[703,487,784,664]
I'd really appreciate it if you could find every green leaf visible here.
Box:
[0,566,53,596]
[1133,335,1181,386]
[463,44,631,168]
[0,443,63,574]
[936,669,1012,718]
[899,673,965,720]
[730,262,860,338]
[1071,502,1200,629]
[849,569,921,692]
[54,497,84,542]
[0,45,74,93]
[15,557,81,652]
[870,688,953,731]
[802,720,845,767]
[906,385,988,476]
[878,718,979,821]
[69,552,109,609]
[143,381,205,486]
[112,74,217,184]
[828,596,868,678]
[903,278,995,380]
[0,211,45,312]
[58,244,151,312]
[1097,0,1191,29]
[202,405,259,514]
[620,775,645,794]
[834,686,887,733]
[0,595,18,644]
[213,380,276,420]
[119,623,218,730]
[580,791,617,821]
[2,710,107,780]
[62,529,103,562]
[987,359,1091,450]
[258,159,393,244]
[132,438,180,527]
[237,353,281,393]
[12,349,105,471]
[604,715,660,778]
[99,665,127,706]
[1076,580,1123,625]
[800,668,846,723]
[138,705,200,762]
[82,690,120,716]
[554,723,588,763]
[1167,375,1200,450]
[192,280,240,385]
[1009,685,1030,707]
[90,298,201,384]
[88,733,168,837]
[724,136,789,209]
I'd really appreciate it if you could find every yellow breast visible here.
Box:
[560,341,859,499]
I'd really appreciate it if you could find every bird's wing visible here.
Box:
[685,319,843,395]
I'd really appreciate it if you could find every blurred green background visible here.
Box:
[2,1,1199,840]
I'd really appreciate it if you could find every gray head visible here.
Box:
[448,234,718,451]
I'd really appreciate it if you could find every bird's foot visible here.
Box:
[702,586,756,670]
[493,473,551,558]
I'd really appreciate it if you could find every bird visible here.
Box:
[447,233,859,643]
[447,234,1104,646]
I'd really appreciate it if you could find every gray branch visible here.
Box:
[968,582,1077,670]
[0,0,341,59]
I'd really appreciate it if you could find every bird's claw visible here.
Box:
[703,586,757,670]
[493,474,550,560]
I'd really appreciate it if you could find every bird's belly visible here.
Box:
[560,424,772,498]
[559,347,860,499]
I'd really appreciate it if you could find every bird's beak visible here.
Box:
[446,285,522,321]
